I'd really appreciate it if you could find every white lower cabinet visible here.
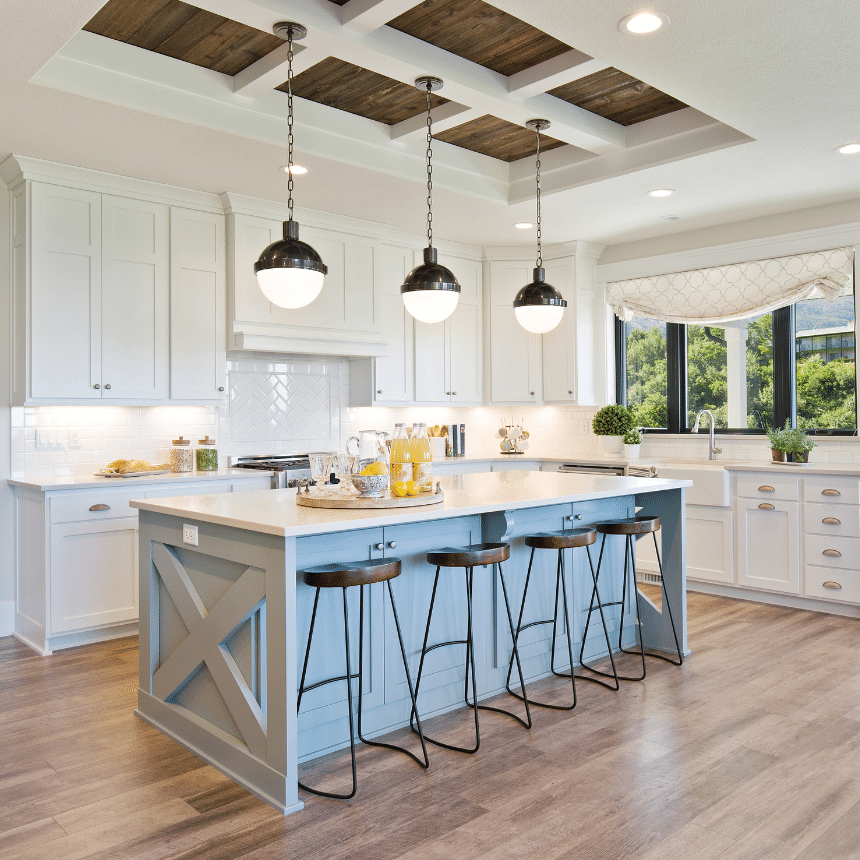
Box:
[736,497,800,593]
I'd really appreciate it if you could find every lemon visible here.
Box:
[361,461,387,476]
[391,481,407,498]
[406,480,421,496]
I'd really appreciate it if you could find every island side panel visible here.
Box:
[634,487,689,656]
[135,510,302,815]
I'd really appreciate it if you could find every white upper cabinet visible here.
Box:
[414,253,482,405]
[169,207,226,400]
[27,184,169,401]
[227,203,384,356]
[541,258,576,403]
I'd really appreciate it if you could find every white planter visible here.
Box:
[598,435,624,456]
[624,443,641,460]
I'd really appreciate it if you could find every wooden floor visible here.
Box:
[2,591,860,860]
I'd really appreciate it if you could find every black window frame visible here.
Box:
[616,305,858,435]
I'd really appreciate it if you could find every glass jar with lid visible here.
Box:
[196,436,218,471]
[169,436,193,472]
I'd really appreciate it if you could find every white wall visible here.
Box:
[0,180,11,617]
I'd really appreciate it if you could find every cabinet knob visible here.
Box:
[388,541,397,549]
[445,391,451,395]
[374,543,384,551]
[823,549,842,557]
[822,489,841,496]
[568,390,573,394]
[452,392,457,396]
[758,485,775,492]
[758,503,775,510]
[218,386,225,392]
[823,581,842,589]
[93,384,100,390]
[377,389,383,394]
[568,514,582,521]
[104,384,111,390]
[822,517,841,525]
[89,503,110,511]
[530,391,535,396]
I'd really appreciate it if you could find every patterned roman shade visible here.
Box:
[607,247,854,323]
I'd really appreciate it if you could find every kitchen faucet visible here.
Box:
[692,409,722,460]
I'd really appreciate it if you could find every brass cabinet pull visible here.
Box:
[821,489,841,496]
[758,485,775,492]
[823,581,842,589]
[89,504,110,511]
[822,517,841,525]
[758,503,775,510]
[823,549,842,557]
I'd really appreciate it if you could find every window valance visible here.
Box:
[607,246,854,324]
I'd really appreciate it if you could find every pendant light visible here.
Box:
[513,120,567,334]
[254,22,327,309]
[400,77,461,324]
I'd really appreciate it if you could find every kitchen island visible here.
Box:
[131,470,690,814]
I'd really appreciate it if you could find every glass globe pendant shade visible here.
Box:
[513,267,567,334]
[254,219,327,309]
[401,246,461,323]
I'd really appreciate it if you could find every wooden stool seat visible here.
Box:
[524,527,597,550]
[426,542,510,568]
[595,515,660,536]
[301,558,401,589]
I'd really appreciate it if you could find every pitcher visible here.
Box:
[346,430,390,474]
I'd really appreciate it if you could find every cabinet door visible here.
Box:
[50,517,139,633]
[444,254,481,405]
[29,183,102,399]
[736,498,799,593]
[414,317,449,402]
[373,246,414,403]
[541,259,576,402]
[101,195,169,399]
[170,207,226,400]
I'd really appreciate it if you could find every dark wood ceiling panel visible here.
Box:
[387,0,570,77]
[285,58,448,125]
[84,0,284,76]
[548,68,687,126]
[434,115,565,162]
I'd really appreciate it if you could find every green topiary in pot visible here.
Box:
[623,428,642,445]
[592,404,634,436]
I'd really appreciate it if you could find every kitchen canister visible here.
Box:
[169,436,194,472]
[196,436,218,471]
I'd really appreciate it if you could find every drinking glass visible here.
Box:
[308,452,335,492]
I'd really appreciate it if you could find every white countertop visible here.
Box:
[726,462,860,476]
[130,470,691,538]
[435,455,627,467]
[7,468,275,492]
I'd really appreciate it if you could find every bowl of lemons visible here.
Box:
[351,461,389,497]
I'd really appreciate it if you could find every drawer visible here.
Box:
[145,480,232,499]
[736,473,798,501]
[802,475,860,506]
[804,502,860,538]
[804,565,860,604]
[49,488,144,523]
[804,533,860,570]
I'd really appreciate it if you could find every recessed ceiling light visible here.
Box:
[514,222,534,229]
[619,11,669,33]
[647,188,675,197]
[836,143,860,155]
[661,215,681,222]
[280,164,309,175]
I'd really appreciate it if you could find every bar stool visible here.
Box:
[505,526,617,708]
[409,542,531,754]
[297,557,429,799]
[579,516,683,686]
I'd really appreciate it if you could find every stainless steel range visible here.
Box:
[230,455,311,489]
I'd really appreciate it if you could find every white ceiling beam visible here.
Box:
[390,104,482,141]
[192,0,627,152]
[506,50,610,98]
[232,43,325,98]
[340,0,418,34]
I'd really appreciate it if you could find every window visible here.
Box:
[617,285,857,433]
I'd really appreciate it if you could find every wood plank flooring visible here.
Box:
[1,591,860,859]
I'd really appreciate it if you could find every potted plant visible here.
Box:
[592,404,634,456]
[766,422,788,462]
[767,421,816,463]
[623,428,642,460]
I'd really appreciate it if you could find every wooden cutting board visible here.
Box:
[296,490,444,509]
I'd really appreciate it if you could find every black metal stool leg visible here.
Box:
[298,587,358,799]
[617,535,647,680]
[410,567,441,735]
[576,543,620,690]
[297,587,321,715]
[643,532,683,666]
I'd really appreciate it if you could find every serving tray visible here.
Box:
[296,490,444,509]
[94,469,171,478]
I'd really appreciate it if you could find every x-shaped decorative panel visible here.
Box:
[151,542,268,759]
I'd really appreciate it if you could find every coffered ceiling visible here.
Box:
[3,0,860,250]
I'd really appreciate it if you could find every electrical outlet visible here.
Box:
[182,524,199,546]
[37,430,48,447]
[70,430,79,446]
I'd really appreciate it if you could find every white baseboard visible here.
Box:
[0,601,14,637]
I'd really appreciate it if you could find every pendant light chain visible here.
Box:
[425,83,433,248]
[535,127,542,268]
[286,27,295,221]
